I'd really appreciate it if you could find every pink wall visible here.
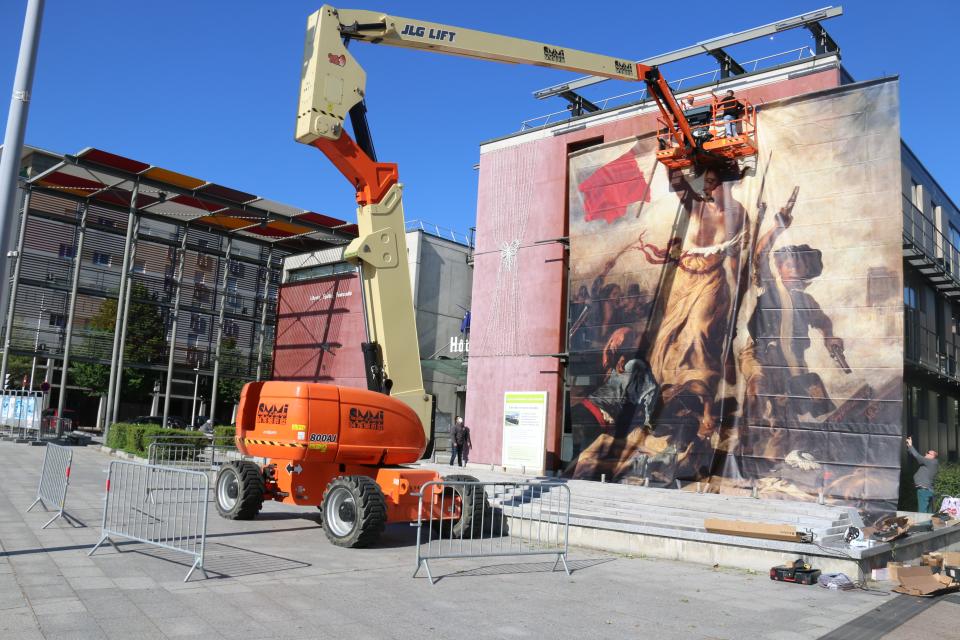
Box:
[466,68,842,470]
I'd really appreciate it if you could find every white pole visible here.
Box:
[0,0,45,341]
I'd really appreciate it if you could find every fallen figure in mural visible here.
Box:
[569,327,660,463]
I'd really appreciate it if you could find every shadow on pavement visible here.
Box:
[420,557,615,583]
[132,542,311,579]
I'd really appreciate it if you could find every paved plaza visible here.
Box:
[0,441,956,639]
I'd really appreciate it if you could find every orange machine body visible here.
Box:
[235,381,448,522]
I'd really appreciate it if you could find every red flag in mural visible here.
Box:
[578,149,650,223]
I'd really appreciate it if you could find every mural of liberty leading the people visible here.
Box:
[565,80,904,515]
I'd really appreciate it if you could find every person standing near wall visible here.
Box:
[906,436,940,513]
[450,416,470,467]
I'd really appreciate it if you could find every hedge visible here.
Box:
[934,462,960,509]
[213,425,237,449]
[106,423,208,457]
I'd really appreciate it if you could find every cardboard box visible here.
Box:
[921,553,943,569]
[703,519,802,542]
[886,562,906,582]
[892,565,960,597]
[943,552,960,568]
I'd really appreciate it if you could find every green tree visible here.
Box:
[69,282,166,401]
[5,355,34,389]
[217,337,246,406]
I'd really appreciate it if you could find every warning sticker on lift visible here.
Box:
[291,424,306,431]
[308,443,328,452]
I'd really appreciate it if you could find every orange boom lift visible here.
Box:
[214,5,758,547]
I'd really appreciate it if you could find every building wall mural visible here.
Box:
[565,79,903,513]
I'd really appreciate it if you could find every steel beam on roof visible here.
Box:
[707,48,746,79]
[805,21,840,55]
[533,5,843,100]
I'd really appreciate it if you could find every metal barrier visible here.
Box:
[414,480,571,584]
[144,434,244,474]
[89,460,210,581]
[26,443,81,528]
[147,441,210,472]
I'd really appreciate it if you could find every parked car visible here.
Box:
[131,415,187,429]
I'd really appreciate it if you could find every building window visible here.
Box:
[914,387,928,420]
[229,261,245,277]
[226,277,240,308]
[190,314,207,333]
[949,222,960,251]
[187,334,200,349]
[97,217,115,228]
[48,313,66,328]
[92,252,112,267]
[58,244,75,260]
[133,259,146,274]
[224,320,239,338]
[938,394,948,424]
[194,271,206,285]
[905,285,919,309]
[911,180,922,210]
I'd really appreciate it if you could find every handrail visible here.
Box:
[902,196,960,286]
[405,219,474,247]
[518,46,816,132]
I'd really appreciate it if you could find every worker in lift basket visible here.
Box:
[717,90,744,138]
[905,436,940,513]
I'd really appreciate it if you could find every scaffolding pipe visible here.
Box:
[161,227,188,428]
[0,187,31,390]
[111,215,140,424]
[255,247,273,381]
[55,202,87,436]
[209,236,232,424]
[104,183,139,438]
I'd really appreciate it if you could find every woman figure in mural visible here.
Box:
[643,165,747,441]
[740,189,850,461]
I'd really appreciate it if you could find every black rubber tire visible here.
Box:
[215,461,265,520]
[321,476,387,548]
[436,474,489,539]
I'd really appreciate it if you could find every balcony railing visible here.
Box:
[905,309,959,381]
[902,196,960,290]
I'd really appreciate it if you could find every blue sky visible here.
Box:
[2,1,957,236]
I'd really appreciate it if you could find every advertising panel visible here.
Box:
[502,391,548,472]
[565,80,903,513]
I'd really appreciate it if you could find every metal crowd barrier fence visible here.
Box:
[414,480,571,584]
[26,443,81,528]
[89,460,210,582]
[145,434,260,477]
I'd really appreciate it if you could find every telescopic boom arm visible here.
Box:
[294,6,698,435]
